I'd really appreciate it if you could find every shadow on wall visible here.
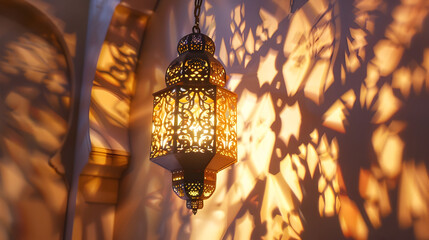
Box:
[72,4,149,240]
[0,1,73,239]
[116,0,429,239]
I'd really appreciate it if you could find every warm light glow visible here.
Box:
[372,124,404,177]
[323,100,347,133]
[279,102,302,145]
[257,49,278,87]
[372,84,402,124]
[339,196,369,240]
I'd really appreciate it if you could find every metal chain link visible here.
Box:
[193,0,203,33]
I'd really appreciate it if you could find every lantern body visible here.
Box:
[150,33,237,214]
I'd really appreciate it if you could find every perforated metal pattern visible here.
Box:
[216,88,237,160]
[205,39,215,55]
[185,182,204,197]
[210,60,226,86]
[150,89,176,158]
[203,169,216,198]
[178,37,189,54]
[172,170,185,198]
[186,199,203,210]
[190,34,203,51]
[184,58,209,82]
[176,87,215,154]
[177,33,215,55]
[166,60,183,85]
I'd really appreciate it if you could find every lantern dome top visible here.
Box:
[165,33,226,87]
[177,33,215,55]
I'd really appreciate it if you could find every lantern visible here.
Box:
[149,32,237,214]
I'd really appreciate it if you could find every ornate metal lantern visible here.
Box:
[150,1,237,215]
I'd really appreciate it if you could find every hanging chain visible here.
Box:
[192,0,203,33]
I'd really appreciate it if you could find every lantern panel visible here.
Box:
[176,87,216,154]
[172,169,217,200]
[184,58,209,82]
[150,88,176,158]
[210,60,226,86]
[190,34,203,51]
[185,182,204,198]
[166,60,183,86]
[178,37,189,54]
[216,88,237,160]
[178,33,215,55]
[203,169,216,198]
[203,183,215,197]
[186,199,203,211]
[205,39,215,55]
[172,170,185,198]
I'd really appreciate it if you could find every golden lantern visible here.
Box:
[150,0,237,215]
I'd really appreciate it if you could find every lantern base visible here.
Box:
[186,199,203,215]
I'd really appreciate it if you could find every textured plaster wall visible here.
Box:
[0,0,90,239]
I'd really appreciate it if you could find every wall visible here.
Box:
[0,0,91,239]
[115,0,429,239]
[0,0,155,239]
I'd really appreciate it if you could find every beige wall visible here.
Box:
[0,0,89,239]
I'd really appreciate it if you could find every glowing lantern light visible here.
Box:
[150,0,237,215]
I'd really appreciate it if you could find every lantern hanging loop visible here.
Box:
[193,0,203,33]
